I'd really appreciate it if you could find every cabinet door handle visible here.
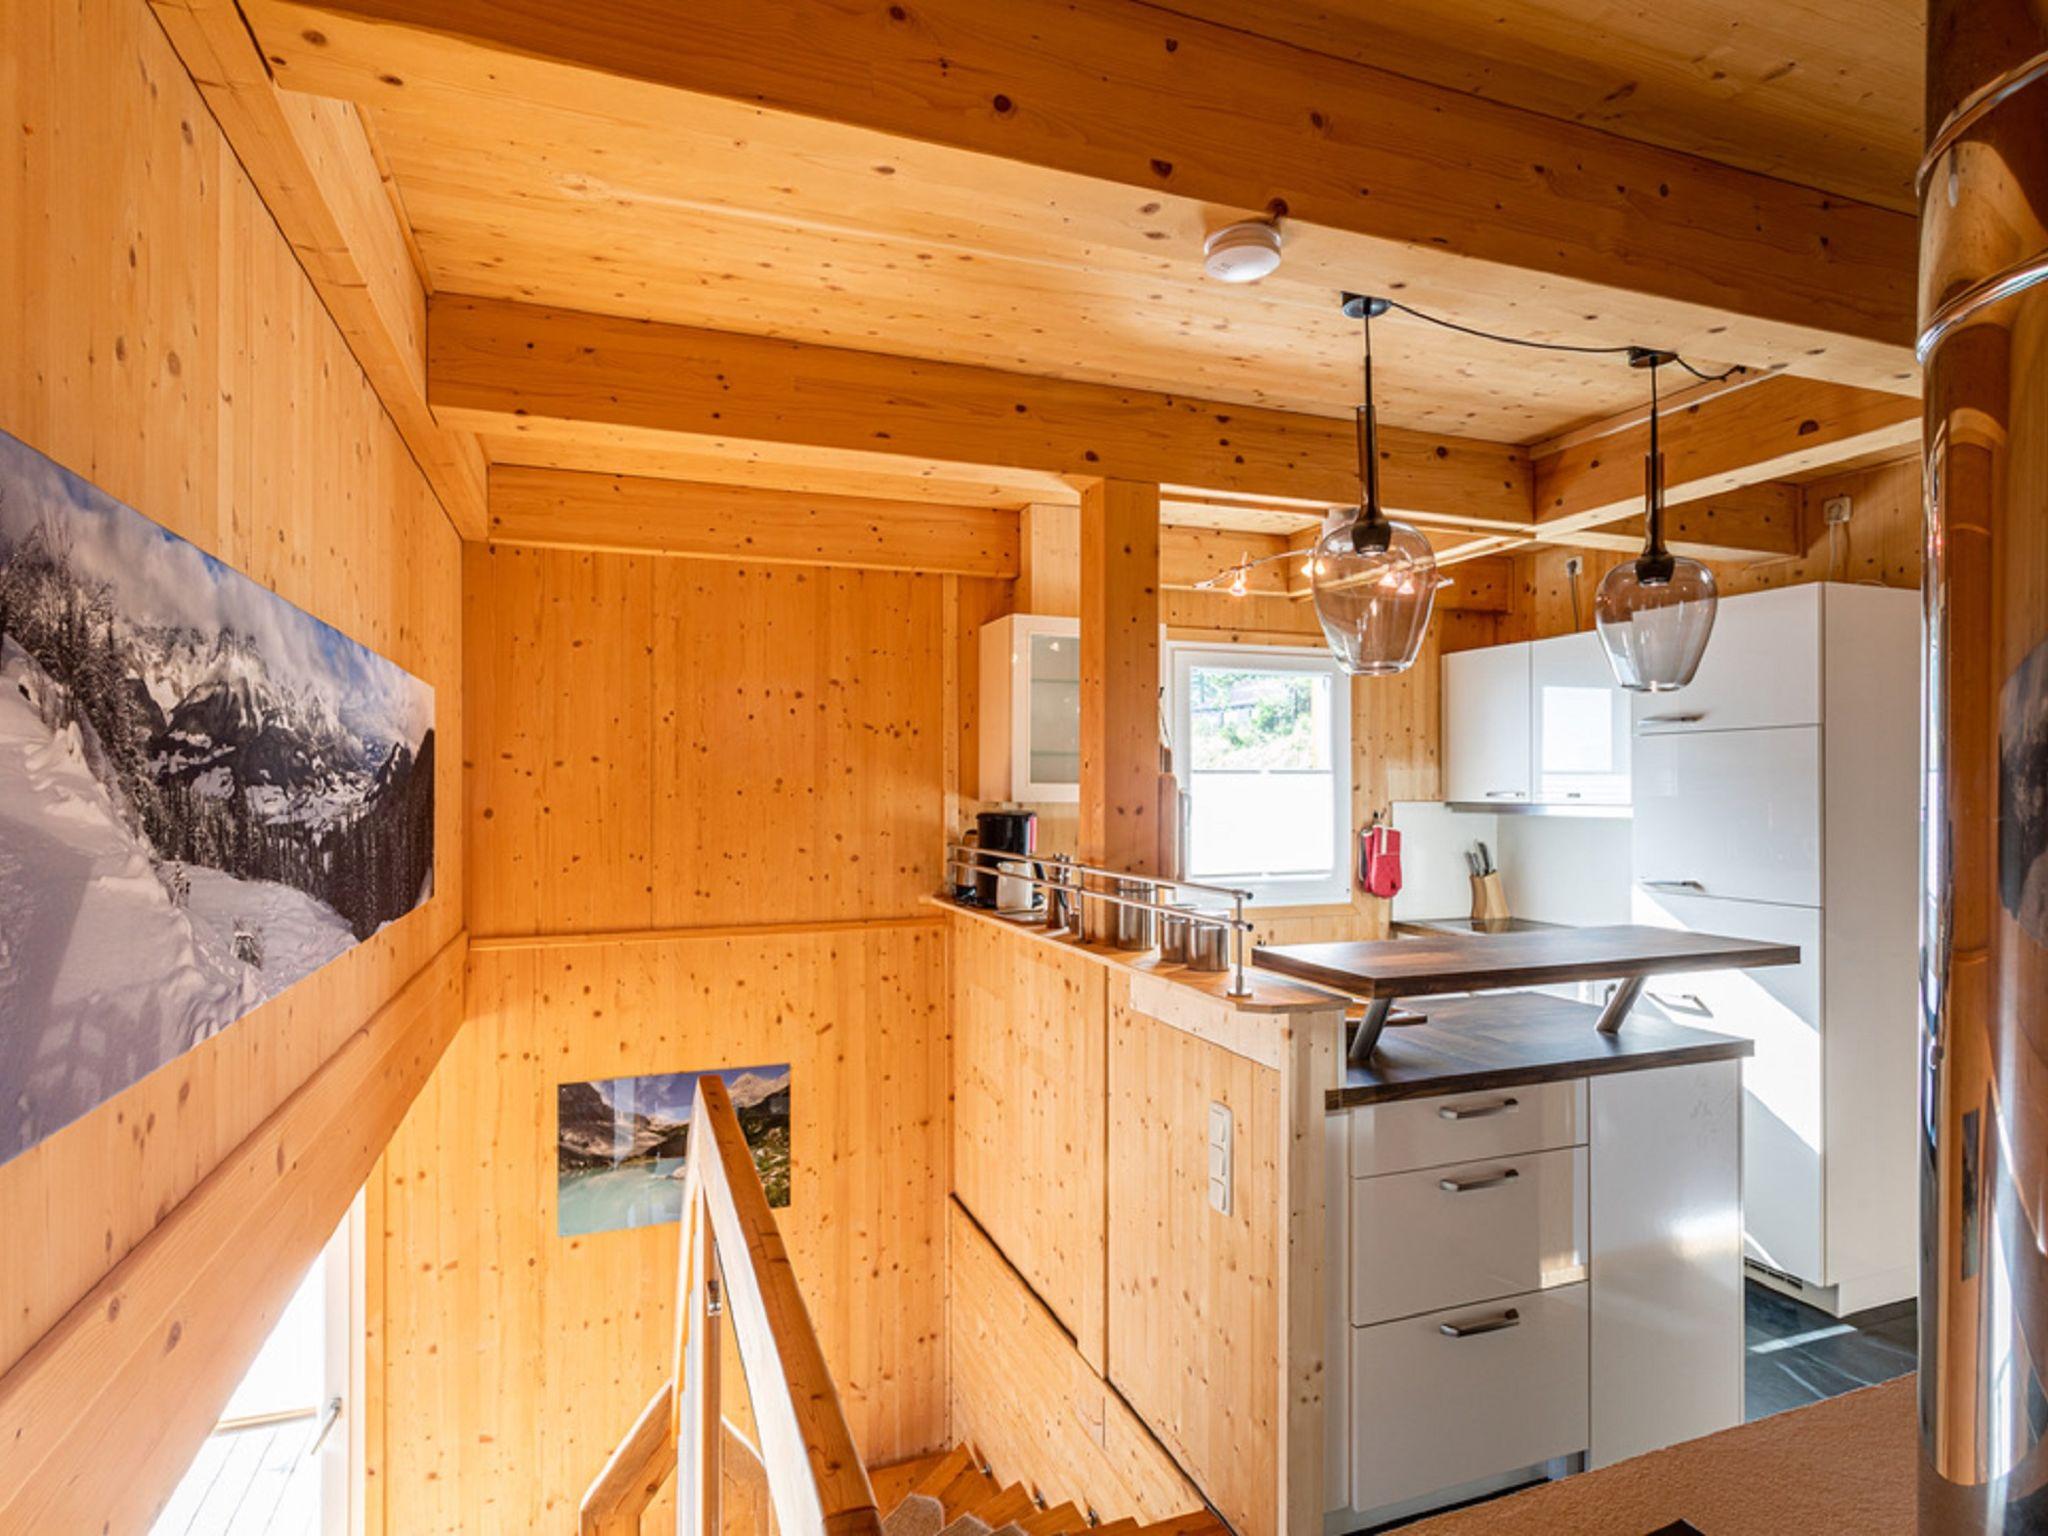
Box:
[1483,789,1524,799]
[1440,1308,1522,1339]
[1650,991,1712,1017]
[1438,1097,1519,1121]
[1439,1168,1519,1193]
[1643,711,1705,724]
[1643,879,1707,893]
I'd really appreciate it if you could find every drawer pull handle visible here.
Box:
[1439,1168,1519,1194]
[1643,711,1705,724]
[1440,1308,1522,1339]
[1650,991,1712,1018]
[1483,789,1524,799]
[1643,879,1707,893]
[1438,1097,1519,1122]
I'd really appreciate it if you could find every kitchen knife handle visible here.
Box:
[1439,1168,1520,1193]
[1438,1097,1519,1121]
[1440,1308,1522,1339]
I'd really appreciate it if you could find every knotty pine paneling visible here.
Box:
[465,545,951,935]
[1107,1000,1283,1536]
[950,912,1110,1367]
[376,927,950,1533]
[0,0,461,1386]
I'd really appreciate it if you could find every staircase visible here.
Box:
[869,1448,1226,1536]
[580,1078,1225,1536]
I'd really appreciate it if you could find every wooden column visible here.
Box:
[1077,479,1161,876]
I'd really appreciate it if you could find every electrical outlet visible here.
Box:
[1563,555,1584,579]
[1823,495,1853,526]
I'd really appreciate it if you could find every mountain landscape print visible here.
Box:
[0,429,435,1161]
[557,1064,792,1237]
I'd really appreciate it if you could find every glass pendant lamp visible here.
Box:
[1312,296,1440,675]
[1594,350,1718,691]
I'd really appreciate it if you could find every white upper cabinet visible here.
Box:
[1633,583,1822,736]
[978,613,1082,803]
[1632,725,1823,907]
[1530,631,1632,806]
[1445,636,1631,808]
[1443,643,1534,805]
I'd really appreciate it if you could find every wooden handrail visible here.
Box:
[581,1076,880,1536]
[683,1077,883,1536]
[581,1383,677,1536]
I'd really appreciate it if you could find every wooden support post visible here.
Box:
[1078,479,1161,878]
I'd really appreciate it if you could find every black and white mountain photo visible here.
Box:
[0,428,436,1161]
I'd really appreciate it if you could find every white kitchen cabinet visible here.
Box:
[1443,643,1533,805]
[1632,580,1822,737]
[1630,582,1920,1314]
[978,614,1082,803]
[1633,725,1823,907]
[1530,631,1632,805]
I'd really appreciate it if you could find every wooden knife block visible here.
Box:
[1469,872,1509,923]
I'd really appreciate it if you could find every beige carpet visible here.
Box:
[1404,1376,1916,1534]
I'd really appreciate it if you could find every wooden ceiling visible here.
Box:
[1151,0,1924,213]
[177,0,1924,547]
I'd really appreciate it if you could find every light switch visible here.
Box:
[1207,1101,1232,1215]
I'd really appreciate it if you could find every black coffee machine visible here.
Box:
[972,809,1039,910]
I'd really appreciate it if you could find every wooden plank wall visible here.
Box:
[0,0,464,1524]
[948,1201,1205,1525]
[372,547,972,1530]
[952,914,1110,1366]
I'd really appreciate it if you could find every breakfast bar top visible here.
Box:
[1254,922,1800,1000]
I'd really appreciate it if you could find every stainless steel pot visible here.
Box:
[1158,905,1198,962]
[1184,912,1231,972]
[1111,878,1155,951]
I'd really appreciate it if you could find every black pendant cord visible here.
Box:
[1351,302,1393,553]
[1638,358,1678,583]
[1347,292,1744,385]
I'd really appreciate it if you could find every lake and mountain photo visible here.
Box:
[0,429,435,1161]
[556,1064,792,1237]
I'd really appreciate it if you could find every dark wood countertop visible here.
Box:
[1257,922,1799,1000]
[1330,992,1754,1109]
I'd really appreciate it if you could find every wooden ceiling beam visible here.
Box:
[240,0,1917,388]
[146,0,489,537]
[485,466,1020,576]
[1533,377,1920,532]
[428,295,1533,525]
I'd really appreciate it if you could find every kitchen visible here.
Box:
[948,478,1923,1528]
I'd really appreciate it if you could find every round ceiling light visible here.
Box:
[1202,221,1283,283]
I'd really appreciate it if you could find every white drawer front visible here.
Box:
[1632,890,1825,1283]
[1351,1284,1590,1514]
[1632,584,1820,737]
[1349,1079,1585,1178]
[1633,725,1821,907]
[1351,1147,1588,1326]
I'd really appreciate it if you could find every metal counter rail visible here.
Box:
[943,843,1255,999]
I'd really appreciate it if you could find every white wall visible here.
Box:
[1499,816,1633,927]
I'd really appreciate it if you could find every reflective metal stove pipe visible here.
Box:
[1919,1,2048,1528]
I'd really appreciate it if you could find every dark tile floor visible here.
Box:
[1744,1278,1916,1420]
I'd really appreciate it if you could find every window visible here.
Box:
[1169,644,1352,905]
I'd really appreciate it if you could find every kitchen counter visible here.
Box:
[1254,922,1799,1000]
[1330,991,1752,1109]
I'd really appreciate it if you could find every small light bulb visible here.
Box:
[1230,566,1248,597]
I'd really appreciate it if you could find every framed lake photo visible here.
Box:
[556,1064,792,1238]
[0,429,435,1161]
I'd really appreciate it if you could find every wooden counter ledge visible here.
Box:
[927,896,1345,1014]
[1331,992,1753,1109]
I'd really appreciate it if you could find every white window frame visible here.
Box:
[1168,641,1353,907]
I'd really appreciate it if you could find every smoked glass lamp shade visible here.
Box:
[1593,555,1719,691]
[1310,513,1439,676]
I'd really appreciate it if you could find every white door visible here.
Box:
[1443,643,1532,805]
[1529,631,1631,805]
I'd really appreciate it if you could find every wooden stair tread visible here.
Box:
[1018,1502,1084,1536]
[935,1465,1001,1520]
[964,1484,1036,1527]
[870,1452,954,1514]
[907,1447,976,1503]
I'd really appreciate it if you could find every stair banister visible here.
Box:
[581,1076,881,1536]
